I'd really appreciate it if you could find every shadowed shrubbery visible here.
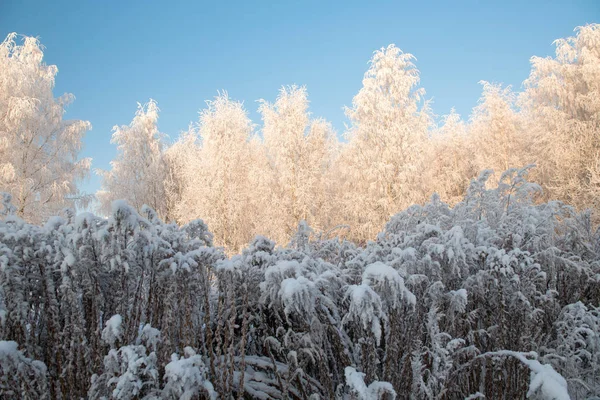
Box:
[1,167,598,399]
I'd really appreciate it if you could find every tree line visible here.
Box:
[0,25,598,252]
[98,25,600,252]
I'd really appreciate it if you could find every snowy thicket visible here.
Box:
[1,166,599,399]
[0,340,48,399]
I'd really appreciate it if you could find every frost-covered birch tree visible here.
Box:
[259,85,338,244]
[163,127,198,223]
[96,100,168,219]
[339,44,432,243]
[470,81,531,181]
[521,24,600,213]
[0,33,91,223]
[427,109,477,205]
[176,93,255,252]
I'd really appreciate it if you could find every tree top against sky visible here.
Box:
[0,1,597,196]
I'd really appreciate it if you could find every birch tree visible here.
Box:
[176,93,255,252]
[96,99,168,219]
[427,109,477,205]
[521,23,600,212]
[339,44,431,242]
[259,85,337,245]
[163,127,199,223]
[0,33,91,223]
[469,81,531,182]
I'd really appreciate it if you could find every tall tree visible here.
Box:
[339,44,431,242]
[259,85,337,245]
[469,81,530,181]
[163,126,198,224]
[96,100,168,219]
[0,33,91,223]
[427,109,477,205]
[521,23,600,211]
[176,93,255,252]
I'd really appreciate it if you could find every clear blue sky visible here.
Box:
[1,0,598,196]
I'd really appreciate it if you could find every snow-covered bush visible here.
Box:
[0,341,48,399]
[1,167,598,398]
[339,366,396,399]
[162,347,216,400]
[88,344,159,400]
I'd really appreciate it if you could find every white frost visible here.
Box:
[102,314,123,347]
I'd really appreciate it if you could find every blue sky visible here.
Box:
[1,0,598,195]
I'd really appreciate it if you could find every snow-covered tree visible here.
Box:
[339,44,432,243]
[0,33,91,223]
[174,92,255,252]
[427,109,477,205]
[163,127,198,224]
[97,100,168,220]
[470,81,531,181]
[522,23,600,213]
[259,85,338,245]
